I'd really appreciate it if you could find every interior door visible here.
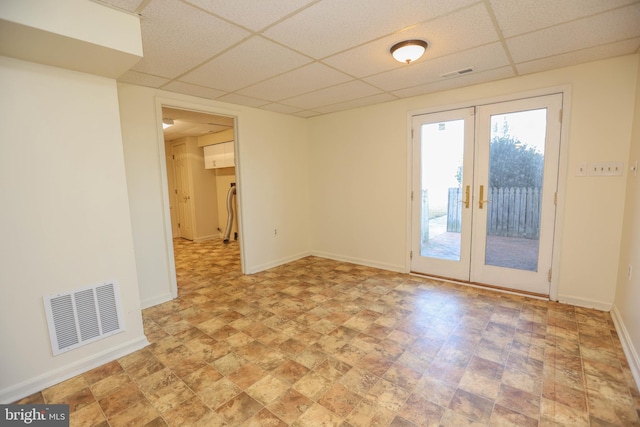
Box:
[411,93,562,296]
[172,142,194,240]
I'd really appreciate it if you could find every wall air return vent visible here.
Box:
[43,282,125,356]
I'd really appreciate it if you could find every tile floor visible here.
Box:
[15,238,640,426]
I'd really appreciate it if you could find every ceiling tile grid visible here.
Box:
[262,0,478,59]
[505,3,640,63]
[179,36,313,92]
[321,3,500,78]
[92,0,640,118]
[237,62,353,102]
[280,80,383,110]
[184,0,318,32]
[515,37,640,76]
[489,0,638,38]
[131,0,250,78]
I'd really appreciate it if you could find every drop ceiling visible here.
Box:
[97,0,640,118]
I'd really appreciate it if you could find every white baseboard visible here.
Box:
[140,291,174,309]
[193,234,218,243]
[0,336,150,404]
[610,305,640,390]
[556,294,613,311]
[245,251,311,274]
[310,251,405,273]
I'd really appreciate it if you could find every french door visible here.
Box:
[410,94,562,295]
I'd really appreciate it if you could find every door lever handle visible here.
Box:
[479,185,490,209]
[459,185,470,208]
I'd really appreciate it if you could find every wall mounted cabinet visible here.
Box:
[204,141,234,169]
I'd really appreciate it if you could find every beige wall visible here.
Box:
[118,84,176,308]
[614,54,640,387]
[309,54,638,310]
[118,84,311,308]
[0,56,147,402]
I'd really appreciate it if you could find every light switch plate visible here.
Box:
[588,161,623,176]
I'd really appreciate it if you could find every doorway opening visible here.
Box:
[161,106,241,293]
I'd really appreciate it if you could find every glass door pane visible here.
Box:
[411,107,474,282]
[485,109,547,271]
[471,93,562,295]
[420,120,465,261]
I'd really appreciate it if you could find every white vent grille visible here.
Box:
[44,282,125,356]
[440,67,474,78]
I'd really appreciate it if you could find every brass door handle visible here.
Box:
[460,185,470,208]
[479,185,490,209]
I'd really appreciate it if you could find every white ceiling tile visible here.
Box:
[506,4,640,63]
[118,70,170,87]
[490,0,638,38]
[516,38,640,75]
[281,81,382,110]
[323,3,499,78]
[391,66,514,98]
[184,0,316,31]
[180,36,313,92]
[216,93,270,108]
[131,0,249,78]
[364,42,510,92]
[237,62,353,102]
[263,0,477,59]
[260,104,304,115]
[313,93,398,114]
[162,81,227,100]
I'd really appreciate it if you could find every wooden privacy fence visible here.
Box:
[446,187,541,238]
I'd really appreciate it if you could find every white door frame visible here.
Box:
[406,86,572,301]
[154,97,245,299]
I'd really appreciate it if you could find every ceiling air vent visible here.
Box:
[441,67,474,78]
[43,282,125,356]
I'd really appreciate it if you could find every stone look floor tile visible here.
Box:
[12,238,640,426]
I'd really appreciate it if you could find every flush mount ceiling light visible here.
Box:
[162,118,174,129]
[390,39,428,64]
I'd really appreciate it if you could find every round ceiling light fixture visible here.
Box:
[390,39,428,64]
[162,118,174,129]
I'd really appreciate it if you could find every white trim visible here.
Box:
[245,251,311,275]
[0,336,149,404]
[153,97,245,302]
[549,86,572,302]
[611,304,640,390]
[405,113,414,273]
[311,251,405,273]
[193,235,218,243]
[409,272,550,301]
[140,292,173,309]
[556,294,613,311]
